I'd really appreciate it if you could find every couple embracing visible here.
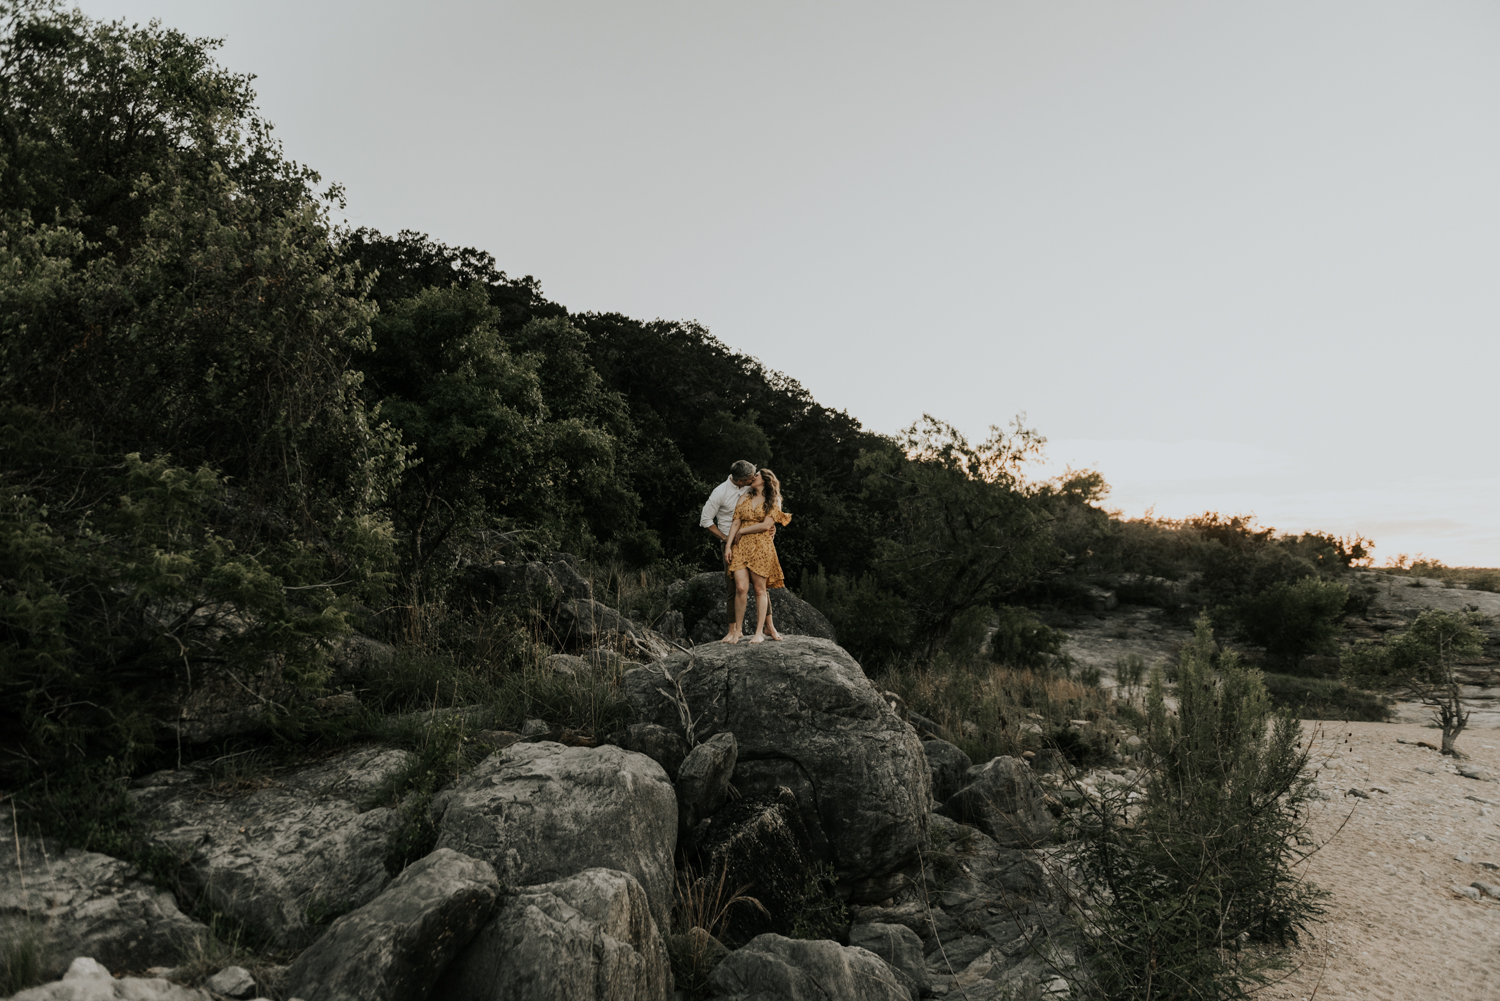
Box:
[699,459,791,644]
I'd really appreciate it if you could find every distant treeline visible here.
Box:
[0,5,1375,776]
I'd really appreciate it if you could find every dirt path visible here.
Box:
[1255,720,1500,1001]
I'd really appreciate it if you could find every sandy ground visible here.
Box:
[1253,720,1500,1001]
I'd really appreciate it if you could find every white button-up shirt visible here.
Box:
[700,477,751,536]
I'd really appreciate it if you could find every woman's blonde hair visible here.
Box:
[757,468,784,514]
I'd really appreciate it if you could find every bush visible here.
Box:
[988,605,1069,669]
[1234,577,1348,668]
[1261,673,1390,722]
[1063,618,1325,999]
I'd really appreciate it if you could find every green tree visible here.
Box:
[0,2,404,536]
[1341,608,1488,756]
[857,416,1058,657]
[0,406,363,781]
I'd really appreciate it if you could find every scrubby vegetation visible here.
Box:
[1062,621,1327,1000]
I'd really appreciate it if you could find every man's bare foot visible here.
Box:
[767,626,784,640]
[720,631,741,644]
[749,634,766,644]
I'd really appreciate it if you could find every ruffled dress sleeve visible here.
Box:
[771,507,791,526]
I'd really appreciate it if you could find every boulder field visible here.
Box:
[4,632,1081,1001]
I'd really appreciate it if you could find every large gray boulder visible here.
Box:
[553,598,675,662]
[924,814,1046,914]
[433,742,678,929]
[436,867,671,1001]
[624,638,929,894]
[133,747,415,946]
[604,723,691,779]
[938,756,1055,848]
[8,957,211,1001]
[922,739,973,805]
[707,934,910,1001]
[283,849,501,1001]
[463,554,592,611]
[676,732,738,829]
[848,923,928,999]
[0,840,208,980]
[670,573,836,646]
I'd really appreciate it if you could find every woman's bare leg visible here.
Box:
[722,569,751,642]
[749,572,771,642]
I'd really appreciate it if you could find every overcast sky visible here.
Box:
[80,0,1500,565]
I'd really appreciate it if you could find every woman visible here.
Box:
[721,469,791,644]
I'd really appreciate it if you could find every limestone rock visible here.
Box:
[0,839,209,980]
[604,723,691,779]
[203,966,256,998]
[922,739,973,805]
[284,849,500,1001]
[553,598,674,662]
[433,742,677,929]
[326,632,396,688]
[134,749,409,946]
[670,572,837,646]
[624,637,930,896]
[677,732,738,828]
[680,788,814,934]
[545,653,591,678]
[924,814,1047,913]
[939,756,1055,848]
[8,957,212,1001]
[707,933,910,1001]
[462,555,592,611]
[848,922,928,998]
[436,867,671,1001]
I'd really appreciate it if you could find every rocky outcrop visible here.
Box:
[552,598,674,662]
[669,572,837,646]
[680,788,814,935]
[604,723,691,779]
[938,755,1055,848]
[132,747,416,946]
[676,732,738,829]
[8,957,212,1001]
[436,867,671,1001]
[706,934,910,1001]
[624,638,929,896]
[284,849,500,1001]
[0,840,209,980]
[433,742,678,929]
[848,923,927,999]
[922,739,973,805]
[462,554,593,611]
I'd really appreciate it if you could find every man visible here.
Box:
[700,459,776,639]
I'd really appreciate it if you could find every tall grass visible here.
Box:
[880,657,1115,764]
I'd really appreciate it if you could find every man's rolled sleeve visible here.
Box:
[700,484,726,529]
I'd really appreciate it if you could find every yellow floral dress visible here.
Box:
[726,495,792,588]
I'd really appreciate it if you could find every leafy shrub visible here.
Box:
[1261,673,1390,721]
[988,605,1069,669]
[1,408,364,781]
[1234,578,1349,667]
[1065,618,1325,999]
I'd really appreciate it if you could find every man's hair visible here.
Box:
[729,459,756,480]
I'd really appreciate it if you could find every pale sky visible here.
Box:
[78,1,1500,565]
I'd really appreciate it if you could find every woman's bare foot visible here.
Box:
[720,631,741,644]
[749,633,766,644]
